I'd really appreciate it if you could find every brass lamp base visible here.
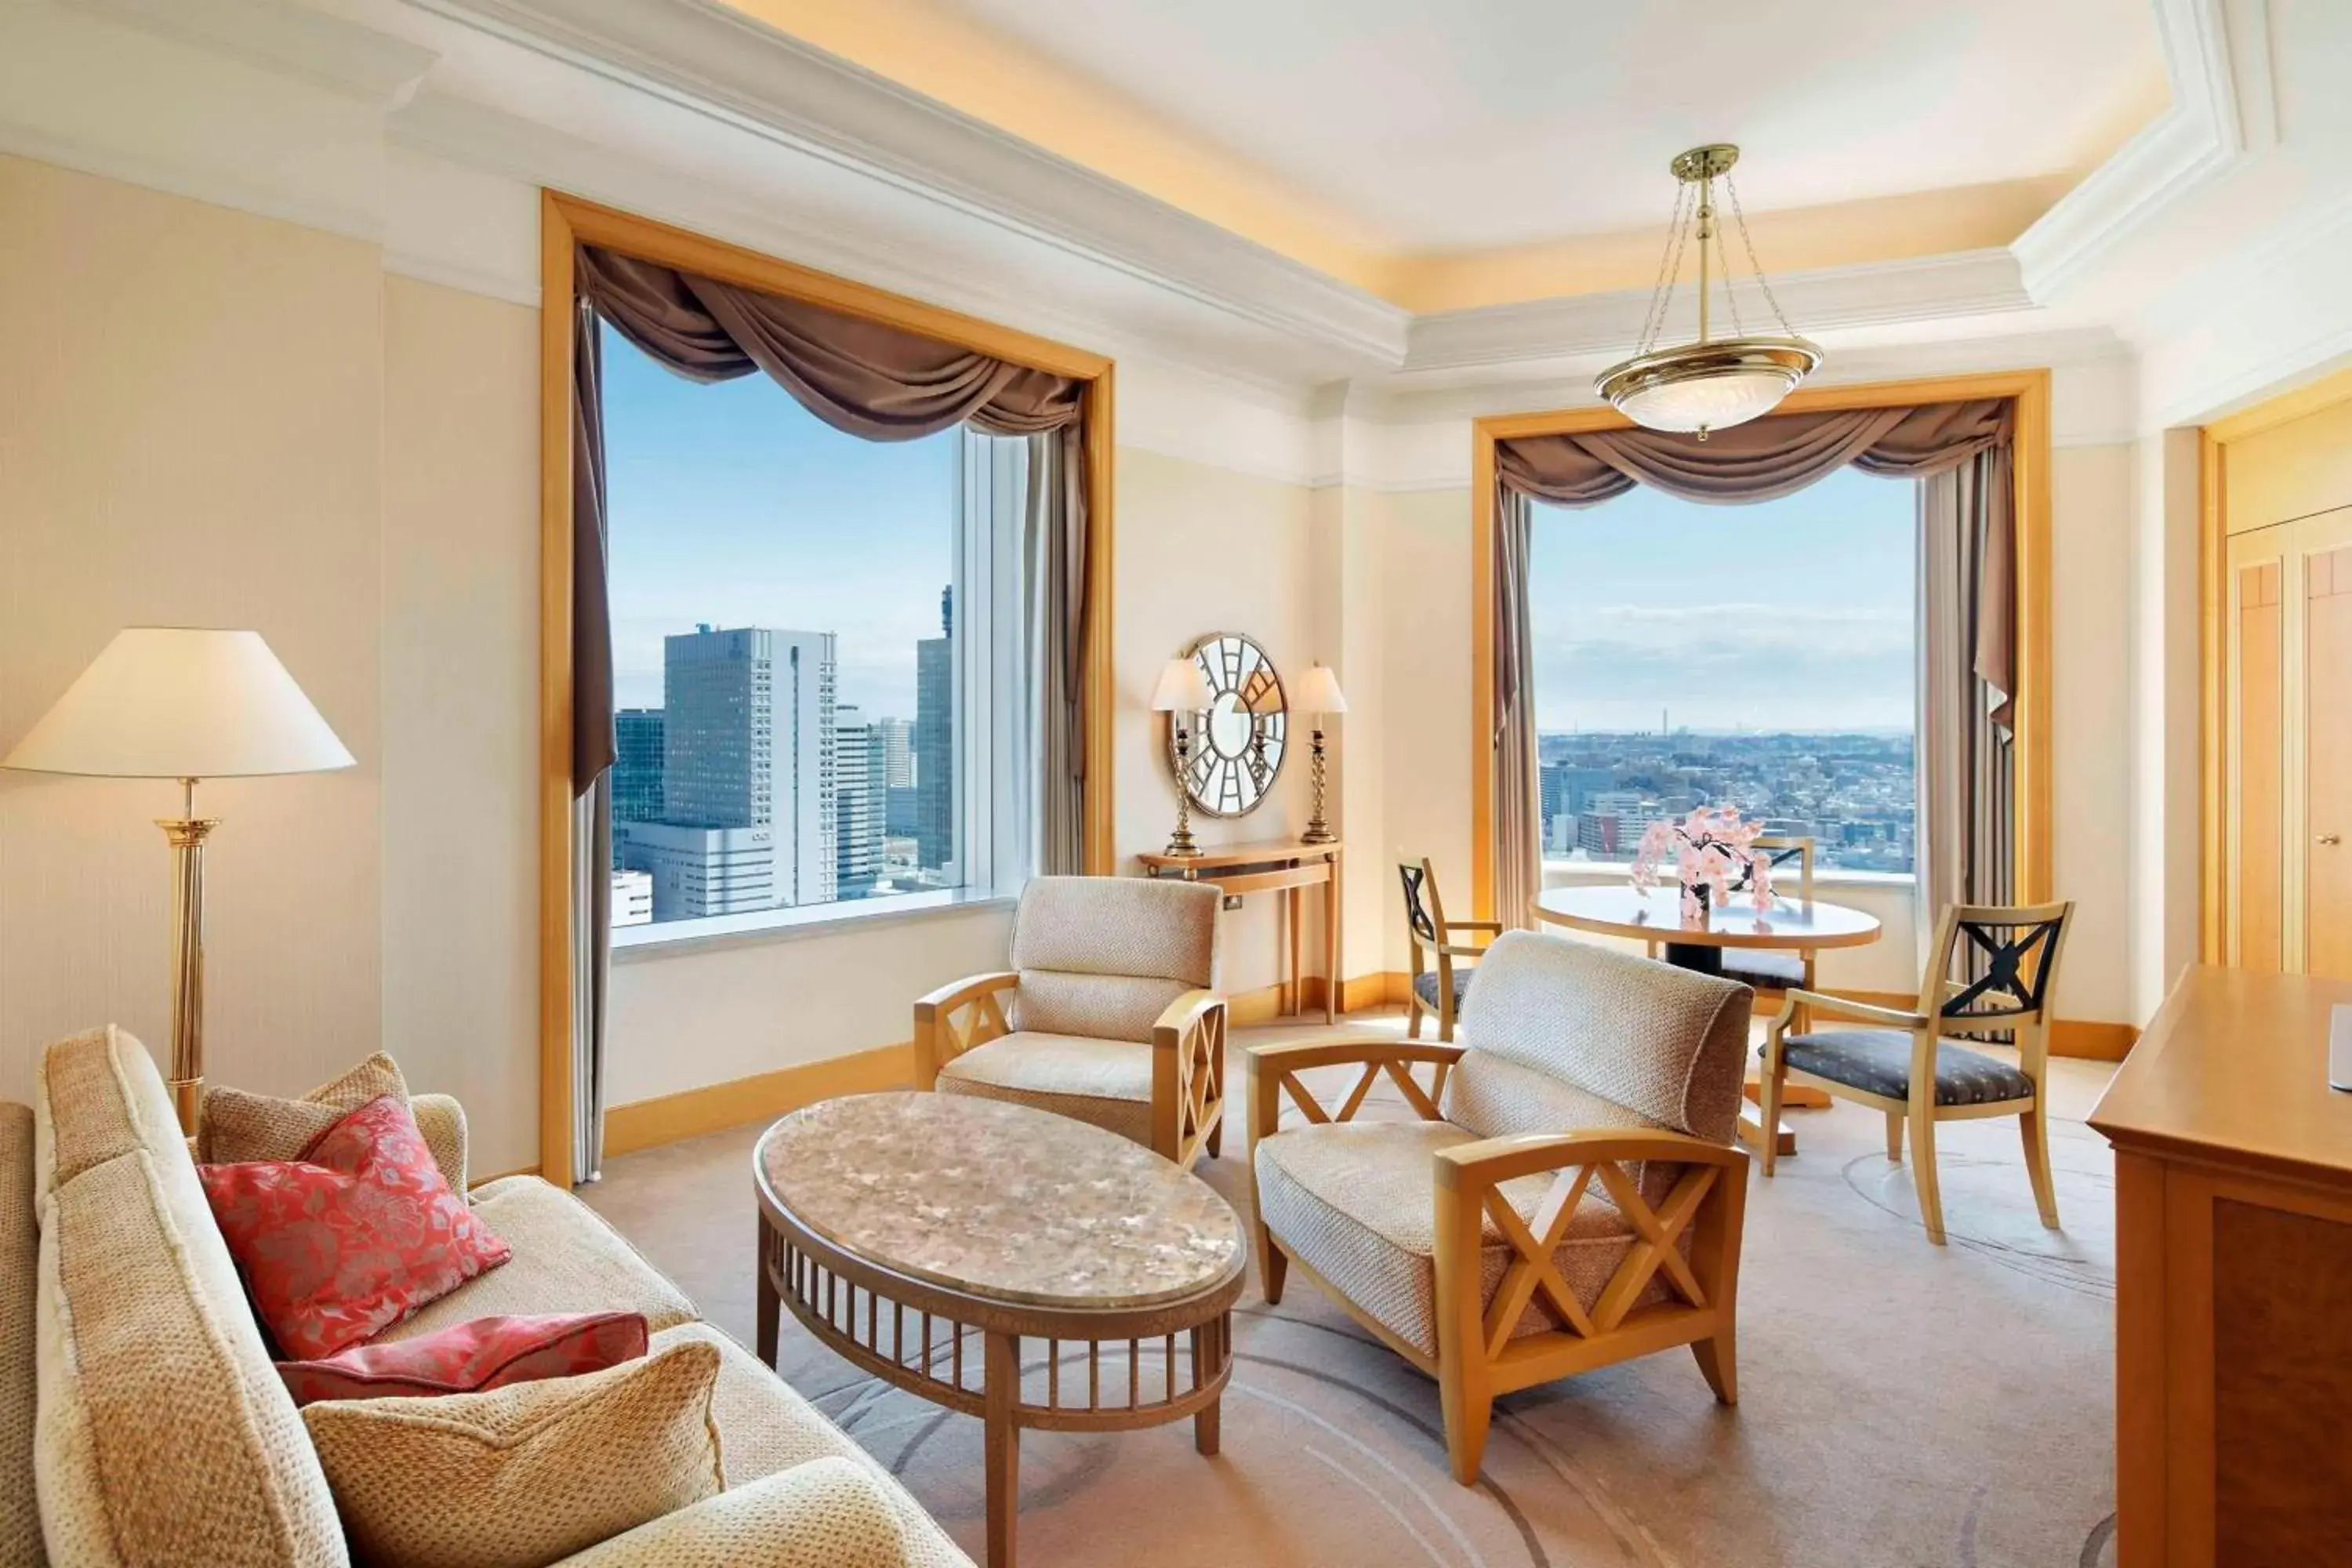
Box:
[1166,726,1203,857]
[1299,724,1335,844]
[158,778,216,1135]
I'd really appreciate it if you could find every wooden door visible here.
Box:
[2229,532,2286,970]
[2306,531,2352,977]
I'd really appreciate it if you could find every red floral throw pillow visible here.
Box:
[200,1094,511,1359]
[275,1312,648,1406]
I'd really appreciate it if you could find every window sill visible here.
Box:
[612,887,1016,964]
[1541,861,1916,891]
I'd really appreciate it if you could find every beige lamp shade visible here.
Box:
[1293,663,1348,716]
[3,627,354,779]
[1149,657,1214,713]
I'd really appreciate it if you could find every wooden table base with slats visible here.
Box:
[757,1204,1241,1567]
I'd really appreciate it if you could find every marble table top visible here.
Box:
[756,1091,1244,1311]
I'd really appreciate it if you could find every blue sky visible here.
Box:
[604,318,1914,735]
[601,321,953,720]
[1527,466,1916,734]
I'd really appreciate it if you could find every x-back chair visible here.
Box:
[1248,931,1753,1483]
[1759,900,2074,1244]
[1399,858,1499,1042]
[913,875,1228,1168]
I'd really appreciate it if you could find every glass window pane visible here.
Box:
[600,320,961,927]
[1527,468,1917,873]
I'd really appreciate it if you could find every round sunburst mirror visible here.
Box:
[1167,633,1286,818]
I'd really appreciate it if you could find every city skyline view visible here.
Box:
[601,320,954,721]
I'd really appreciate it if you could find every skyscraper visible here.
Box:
[614,708,665,825]
[833,704,882,898]
[914,586,954,872]
[657,624,837,909]
[872,714,917,836]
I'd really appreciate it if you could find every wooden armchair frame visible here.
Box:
[914,971,1229,1169]
[1757,899,2073,1245]
[1246,1040,1748,1484]
[1399,858,1500,1042]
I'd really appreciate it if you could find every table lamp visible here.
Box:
[2,628,355,1130]
[1294,663,1347,845]
[1149,655,1214,858]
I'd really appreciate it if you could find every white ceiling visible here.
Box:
[932,0,2168,251]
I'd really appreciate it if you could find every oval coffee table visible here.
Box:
[754,1091,1246,1568]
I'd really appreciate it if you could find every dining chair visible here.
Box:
[1756,900,2074,1244]
[1399,858,1499,1042]
[1716,836,1816,998]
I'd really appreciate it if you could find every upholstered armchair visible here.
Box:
[914,875,1227,1168]
[1248,931,1753,1484]
[1759,900,2074,1246]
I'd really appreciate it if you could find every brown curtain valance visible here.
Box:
[1494,397,2016,723]
[568,245,1092,785]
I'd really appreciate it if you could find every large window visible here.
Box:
[1527,467,1917,874]
[601,322,1032,939]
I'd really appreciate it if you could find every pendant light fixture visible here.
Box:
[1595,144,1820,440]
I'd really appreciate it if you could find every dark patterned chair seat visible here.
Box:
[1717,949,1806,991]
[1412,968,1475,1011]
[1769,1029,2034,1108]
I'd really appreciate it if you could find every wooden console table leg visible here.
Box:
[1285,885,1301,1017]
[756,1219,781,1364]
[984,1329,1020,1568]
[1323,855,1340,1024]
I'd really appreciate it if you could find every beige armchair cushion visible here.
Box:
[1005,877,1218,1041]
[554,1457,914,1568]
[652,1323,973,1568]
[1254,1121,1654,1361]
[1447,932,1750,1143]
[370,1175,696,1342]
[1,1104,43,1568]
[33,1029,348,1568]
[934,1031,1152,1145]
[303,1338,724,1568]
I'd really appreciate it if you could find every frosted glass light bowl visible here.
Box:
[1595,337,1823,437]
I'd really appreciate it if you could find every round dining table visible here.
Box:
[1532,882,1884,1154]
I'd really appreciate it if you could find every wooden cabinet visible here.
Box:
[2092,968,2352,1565]
[2223,516,2352,976]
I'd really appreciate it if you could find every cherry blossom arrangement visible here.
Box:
[1629,805,1775,920]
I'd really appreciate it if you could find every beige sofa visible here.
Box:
[1,1026,972,1568]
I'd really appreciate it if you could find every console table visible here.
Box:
[1137,839,1342,1024]
[2091,966,2352,1566]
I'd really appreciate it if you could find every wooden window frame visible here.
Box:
[2198,364,2352,964]
[1467,370,2056,917]
[537,192,1117,1184]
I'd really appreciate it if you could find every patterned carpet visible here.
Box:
[585,1011,2120,1568]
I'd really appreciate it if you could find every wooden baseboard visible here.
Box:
[604,1041,916,1156]
[1227,971,1407,1026]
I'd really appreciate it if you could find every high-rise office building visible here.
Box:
[873,717,913,789]
[914,587,954,872]
[614,708,666,825]
[833,705,883,899]
[660,624,837,909]
[614,821,775,919]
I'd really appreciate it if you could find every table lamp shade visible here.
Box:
[1294,663,1348,716]
[1149,658,1214,713]
[3,628,354,779]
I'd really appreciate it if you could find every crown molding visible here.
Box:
[61,0,439,108]
[1401,249,2034,377]
[397,0,1407,372]
[2011,0,2266,301]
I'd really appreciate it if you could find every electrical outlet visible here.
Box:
[1222,894,1243,911]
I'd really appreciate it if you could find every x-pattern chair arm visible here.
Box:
[1246,1040,1464,1142]
[911,971,1018,1086]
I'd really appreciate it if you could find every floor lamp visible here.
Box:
[3,628,354,1131]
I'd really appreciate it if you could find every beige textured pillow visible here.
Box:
[196,1052,407,1166]
[302,1338,724,1568]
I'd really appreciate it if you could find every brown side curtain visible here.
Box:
[568,296,611,1181]
[1029,426,1089,875]
[1492,491,1543,929]
[1490,398,2016,926]
[1918,446,2016,975]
